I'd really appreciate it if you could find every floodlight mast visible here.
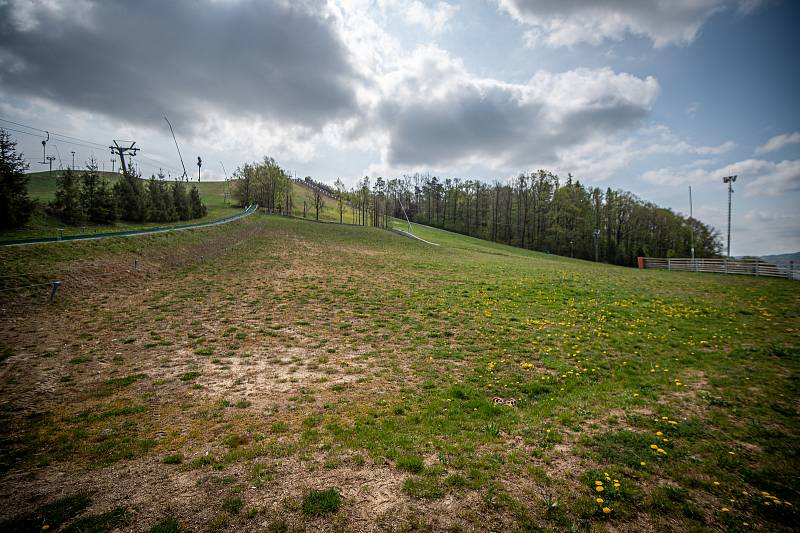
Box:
[722,175,737,259]
[39,131,49,164]
[689,186,694,262]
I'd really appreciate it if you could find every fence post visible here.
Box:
[667,258,671,271]
[49,280,61,303]
[637,257,645,269]
[755,259,759,277]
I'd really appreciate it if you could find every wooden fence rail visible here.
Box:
[638,257,799,281]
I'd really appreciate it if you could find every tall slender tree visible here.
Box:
[0,129,34,228]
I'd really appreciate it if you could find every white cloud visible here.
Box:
[371,45,660,173]
[754,132,800,155]
[403,1,458,33]
[498,0,761,48]
[641,158,800,197]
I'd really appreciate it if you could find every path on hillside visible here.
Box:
[0,205,257,247]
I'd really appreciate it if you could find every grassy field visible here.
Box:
[290,182,358,224]
[0,215,797,532]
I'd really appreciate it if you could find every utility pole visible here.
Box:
[570,240,574,258]
[109,140,139,176]
[110,158,116,173]
[197,156,202,182]
[723,175,737,259]
[46,155,56,177]
[71,151,75,169]
[689,185,695,262]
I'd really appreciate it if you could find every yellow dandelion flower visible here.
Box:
[721,507,730,512]
[640,461,646,466]
[602,507,611,514]
[650,444,658,449]
[713,482,720,486]
[613,483,620,487]
[596,498,604,503]
[656,431,663,436]
[595,480,603,485]
[596,486,604,492]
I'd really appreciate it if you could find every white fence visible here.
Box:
[640,257,799,281]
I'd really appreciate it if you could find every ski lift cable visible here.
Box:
[1,116,181,174]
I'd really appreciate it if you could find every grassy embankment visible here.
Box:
[0,215,797,531]
[5,172,361,241]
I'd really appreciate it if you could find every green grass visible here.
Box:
[222,496,244,514]
[146,517,185,533]
[163,453,184,464]
[0,214,797,531]
[301,489,341,516]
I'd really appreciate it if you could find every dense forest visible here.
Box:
[378,172,721,266]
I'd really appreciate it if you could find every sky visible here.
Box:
[0,0,798,256]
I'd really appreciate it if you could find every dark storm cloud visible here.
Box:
[0,0,360,133]
[381,85,541,167]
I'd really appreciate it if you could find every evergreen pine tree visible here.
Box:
[80,157,116,224]
[147,175,167,222]
[93,177,117,224]
[50,168,85,225]
[113,168,148,221]
[189,186,207,219]
[172,181,190,220]
[0,128,34,228]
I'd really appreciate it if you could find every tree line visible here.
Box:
[305,172,719,266]
[226,155,719,266]
[0,129,207,230]
[381,172,720,265]
[48,162,207,226]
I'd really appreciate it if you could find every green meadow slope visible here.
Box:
[0,215,797,532]
[7,172,360,240]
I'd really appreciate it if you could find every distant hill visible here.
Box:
[760,252,800,266]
